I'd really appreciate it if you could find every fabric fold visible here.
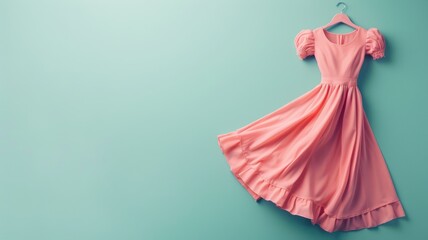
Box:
[217,83,405,232]
[218,132,406,232]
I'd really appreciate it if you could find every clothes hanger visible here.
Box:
[322,2,360,30]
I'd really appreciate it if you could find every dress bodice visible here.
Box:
[294,27,385,86]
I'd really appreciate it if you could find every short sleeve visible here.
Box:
[365,28,386,60]
[294,29,315,60]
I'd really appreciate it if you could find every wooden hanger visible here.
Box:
[322,2,360,30]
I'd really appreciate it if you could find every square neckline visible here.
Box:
[320,26,361,47]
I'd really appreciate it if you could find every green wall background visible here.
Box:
[1,0,427,239]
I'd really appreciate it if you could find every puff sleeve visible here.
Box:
[294,29,315,60]
[365,28,386,60]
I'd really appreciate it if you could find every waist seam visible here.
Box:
[321,76,357,86]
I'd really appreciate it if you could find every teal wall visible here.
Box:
[0,0,426,239]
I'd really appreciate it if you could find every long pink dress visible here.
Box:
[217,26,406,233]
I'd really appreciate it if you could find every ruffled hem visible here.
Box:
[217,131,406,233]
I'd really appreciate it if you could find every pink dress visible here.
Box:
[217,26,406,233]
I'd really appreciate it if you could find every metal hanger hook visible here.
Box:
[336,2,347,13]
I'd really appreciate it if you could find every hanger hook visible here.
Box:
[336,2,347,13]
